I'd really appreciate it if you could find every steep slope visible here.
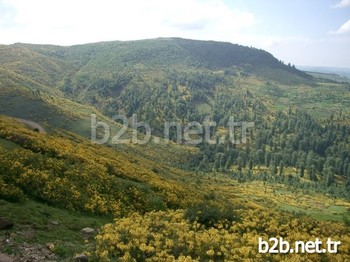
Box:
[0,45,74,94]
[1,115,349,261]
[0,115,201,212]
[1,39,350,261]
[1,38,350,192]
[15,38,309,74]
[1,38,312,116]
[0,38,313,164]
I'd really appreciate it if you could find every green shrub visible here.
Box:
[185,202,239,228]
[0,180,26,202]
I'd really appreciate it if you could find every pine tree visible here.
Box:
[279,161,284,176]
[224,156,232,171]
[300,164,305,177]
[270,161,277,176]
[237,157,243,172]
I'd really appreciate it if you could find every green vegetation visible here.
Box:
[0,138,21,151]
[280,203,350,223]
[0,116,201,214]
[0,199,110,260]
[1,38,350,260]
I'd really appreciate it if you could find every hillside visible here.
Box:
[1,38,350,260]
[0,38,325,166]
[1,39,311,115]
[0,115,349,261]
[298,66,350,79]
[1,38,350,197]
[13,38,307,72]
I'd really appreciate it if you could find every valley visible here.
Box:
[0,38,349,261]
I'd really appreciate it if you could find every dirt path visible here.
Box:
[14,118,46,133]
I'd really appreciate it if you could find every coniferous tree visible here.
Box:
[279,161,284,176]
[299,164,305,178]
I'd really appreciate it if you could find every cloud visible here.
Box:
[333,19,350,34]
[333,0,350,8]
[0,0,17,28]
[265,36,350,68]
[0,0,254,45]
[161,0,254,31]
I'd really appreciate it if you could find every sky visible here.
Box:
[0,0,349,67]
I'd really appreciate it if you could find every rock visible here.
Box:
[3,239,11,244]
[46,243,55,251]
[74,254,89,262]
[0,218,13,230]
[81,227,95,234]
[50,221,60,226]
[0,253,13,262]
[21,230,35,241]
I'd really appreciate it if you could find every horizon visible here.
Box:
[1,0,349,68]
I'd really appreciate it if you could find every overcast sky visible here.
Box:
[0,0,349,67]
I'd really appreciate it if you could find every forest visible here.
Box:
[0,38,350,261]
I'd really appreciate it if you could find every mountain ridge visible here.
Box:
[9,37,310,77]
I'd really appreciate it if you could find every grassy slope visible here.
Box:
[3,38,341,127]
[245,76,350,122]
[1,39,350,260]
[0,114,201,257]
[1,38,349,190]
[0,199,110,260]
[0,117,349,259]
[0,85,196,169]
[30,38,348,125]
[0,115,201,206]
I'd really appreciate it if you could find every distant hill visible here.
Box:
[303,71,349,83]
[0,38,313,120]
[11,37,310,79]
[298,65,350,81]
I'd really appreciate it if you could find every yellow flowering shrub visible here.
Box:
[0,176,25,202]
[95,208,350,261]
[1,115,350,261]
[95,210,239,261]
[0,115,200,214]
